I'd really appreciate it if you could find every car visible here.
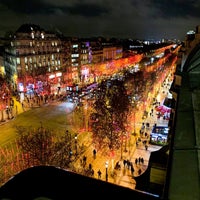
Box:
[150,126,169,144]
[150,133,167,142]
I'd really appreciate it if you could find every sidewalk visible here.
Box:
[0,97,22,125]
[72,131,162,190]
[113,144,161,189]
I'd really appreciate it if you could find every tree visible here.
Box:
[90,79,130,151]
[16,125,74,168]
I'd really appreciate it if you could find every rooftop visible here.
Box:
[168,40,200,200]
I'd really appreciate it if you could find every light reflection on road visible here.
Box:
[57,102,76,113]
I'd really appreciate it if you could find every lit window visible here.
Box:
[16,58,20,64]
[41,33,44,39]
[71,54,79,58]
[31,32,34,39]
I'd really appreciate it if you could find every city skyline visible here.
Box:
[1,0,200,40]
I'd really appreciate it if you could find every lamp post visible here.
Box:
[74,134,78,155]
[132,73,137,137]
[131,96,138,152]
[105,161,108,182]
[131,97,137,136]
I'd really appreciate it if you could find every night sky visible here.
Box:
[1,0,200,40]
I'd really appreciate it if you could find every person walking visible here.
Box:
[130,164,135,177]
[97,169,102,179]
[93,149,97,159]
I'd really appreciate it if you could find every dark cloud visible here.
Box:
[149,0,200,19]
[0,0,199,40]
[0,0,109,17]
[0,0,54,15]
[66,3,109,17]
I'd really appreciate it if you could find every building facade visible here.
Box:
[4,24,65,98]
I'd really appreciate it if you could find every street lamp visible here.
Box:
[105,161,109,182]
[74,134,78,155]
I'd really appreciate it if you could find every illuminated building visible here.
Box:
[3,24,65,97]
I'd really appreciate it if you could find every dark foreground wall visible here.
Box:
[0,166,160,200]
